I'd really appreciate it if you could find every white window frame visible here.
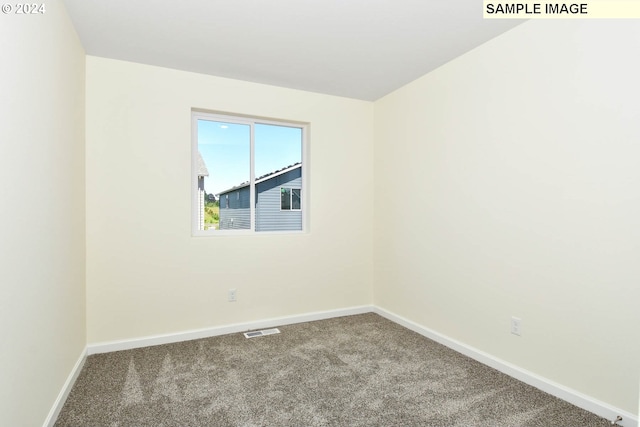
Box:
[280,187,302,211]
[191,110,309,236]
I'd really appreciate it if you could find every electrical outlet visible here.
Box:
[228,288,237,302]
[511,317,522,336]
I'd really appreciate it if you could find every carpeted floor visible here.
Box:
[55,313,611,426]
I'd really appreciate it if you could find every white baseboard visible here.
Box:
[87,305,373,355]
[372,306,638,427]
[43,348,87,427]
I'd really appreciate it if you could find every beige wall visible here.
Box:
[374,20,640,414]
[85,57,374,344]
[0,3,86,426]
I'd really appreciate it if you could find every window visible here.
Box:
[192,111,307,234]
[292,188,301,210]
[281,188,301,211]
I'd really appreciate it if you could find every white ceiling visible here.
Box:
[62,0,523,101]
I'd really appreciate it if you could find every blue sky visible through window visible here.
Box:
[198,120,302,196]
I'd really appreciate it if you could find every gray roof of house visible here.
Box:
[218,162,301,195]
[197,151,209,177]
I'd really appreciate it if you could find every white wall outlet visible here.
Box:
[228,288,237,302]
[511,316,522,336]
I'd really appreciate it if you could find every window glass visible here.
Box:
[197,119,250,230]
[292,189,301,210]
[255,124,302,178]
[193,112,306,234]
[281,188,291,210]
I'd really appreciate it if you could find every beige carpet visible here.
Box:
[55,313,610,426]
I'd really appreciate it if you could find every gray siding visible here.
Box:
[256,169,302,232]
[219,187,251,229]
[218,166,303,231]
[197,176,206,230]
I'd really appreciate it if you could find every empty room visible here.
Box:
[1,1,638,426]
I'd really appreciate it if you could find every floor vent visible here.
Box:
[244,328,281,339]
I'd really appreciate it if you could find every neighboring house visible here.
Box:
[197,151,209,231]
[219,163,302,231]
